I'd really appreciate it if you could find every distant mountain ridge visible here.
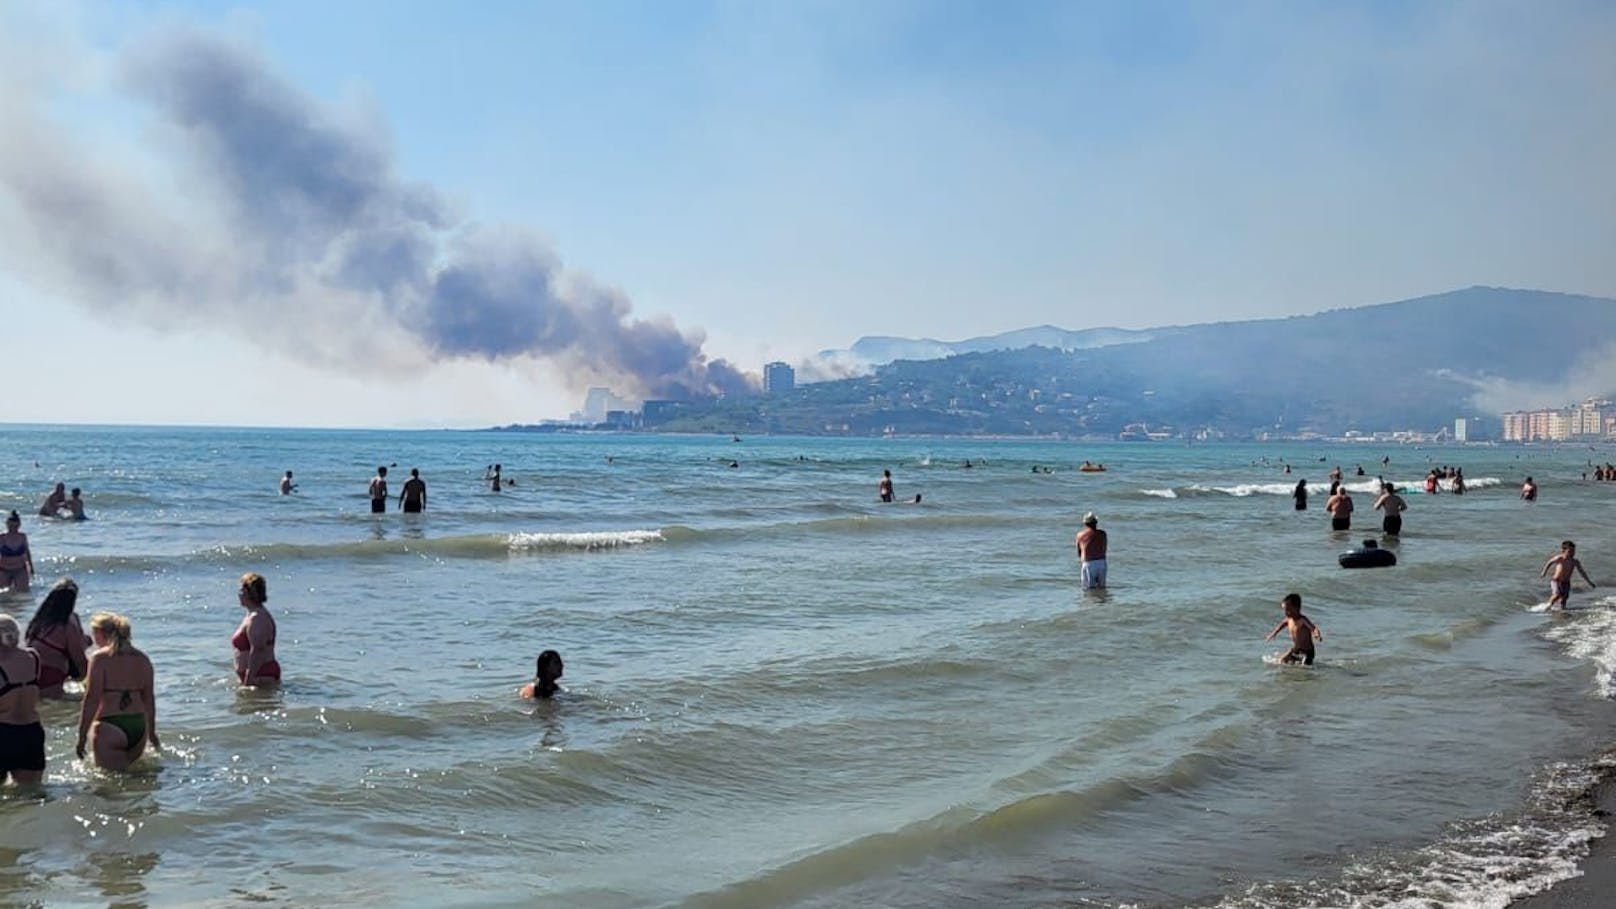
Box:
[825,325,1158,367]
[692,286,1616,438]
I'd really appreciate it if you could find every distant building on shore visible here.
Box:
[763,361,795,394]
[1501,398,1610,441]
[573,387,632,424]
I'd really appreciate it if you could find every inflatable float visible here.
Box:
[1078,463,1107,473]
[1339,539,1396,569]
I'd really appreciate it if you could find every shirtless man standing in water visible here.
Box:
[1372,483,1407,536]
[1325,485,1354,531]
[1076,513,1108,589]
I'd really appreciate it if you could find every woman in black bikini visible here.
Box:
[0,614,45,787]
[77,612,159,771]
[25,578,89,698]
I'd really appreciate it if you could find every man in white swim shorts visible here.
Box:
[1076,512,1108,589]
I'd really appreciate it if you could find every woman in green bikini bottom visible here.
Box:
[77,612,159,770]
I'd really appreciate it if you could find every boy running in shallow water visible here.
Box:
[1541,540,1596,610]
[1265,593,1323,665]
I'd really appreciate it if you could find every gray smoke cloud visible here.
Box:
[0,28,755,401]
[1440,345,1616,415]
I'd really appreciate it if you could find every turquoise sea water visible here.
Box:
[0,425,1614,909]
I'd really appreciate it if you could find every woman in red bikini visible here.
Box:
[232,573,281,686]
[24,577,89,698]
[77,612,158,770]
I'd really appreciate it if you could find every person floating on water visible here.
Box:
[1373,483,1407,536]
[1076,512,1108,590]
[280,470,297,495]
[400,469,427,513]
[878,469,895,503]
[1521,476,1538,502]
[1265,593,1322,665]
[519,650,565,699]
[1541,540,1595,610]
[369,466,389,513]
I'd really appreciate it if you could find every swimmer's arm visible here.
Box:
[1541,556,1560,577]
[1577,562,1596,586]
[143,660,159,750]
[1265,621,1287,642]
[76,652,102,757]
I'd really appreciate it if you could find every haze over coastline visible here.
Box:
[0,1,1612,428]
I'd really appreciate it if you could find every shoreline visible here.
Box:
[1511,770,1616,909]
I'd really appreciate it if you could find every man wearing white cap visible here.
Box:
[1076,512,1108,589]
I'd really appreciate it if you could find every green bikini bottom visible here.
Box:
[100,713,146,750]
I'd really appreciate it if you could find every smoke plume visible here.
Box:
[0,28,755,401]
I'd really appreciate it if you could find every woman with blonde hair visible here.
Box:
[0,614,45,786]
[25,578,89,698]
[232,573,280,686]
[77,612,158,770]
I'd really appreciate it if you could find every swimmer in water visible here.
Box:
[519,650,565,699]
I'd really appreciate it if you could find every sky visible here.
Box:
[0,0,1612,427]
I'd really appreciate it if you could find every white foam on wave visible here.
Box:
[506,529,664,551]
[1167,476,1506,497]
[1140,488,1178,499]
[1541,595,1616,697]
[1208,754,1615,909]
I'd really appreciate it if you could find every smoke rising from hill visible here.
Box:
[0,28,753,401]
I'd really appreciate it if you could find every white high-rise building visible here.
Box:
[578,387,631,423]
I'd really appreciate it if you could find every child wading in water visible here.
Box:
[1265,593,1323,665]
[1541,540,1596,610]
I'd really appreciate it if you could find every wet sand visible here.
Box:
[1511,782,1616,909]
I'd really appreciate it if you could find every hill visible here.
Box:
[668,287,1616,437]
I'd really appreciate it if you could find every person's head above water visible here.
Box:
[536,650,564,682]
[1082,512,1098,527]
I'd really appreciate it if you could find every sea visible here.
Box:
[0,424,1614,909]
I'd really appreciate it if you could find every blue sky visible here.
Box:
[0,0,1612,427]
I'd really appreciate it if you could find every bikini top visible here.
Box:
[232,616,276,652]
[0,653,40,698]
[0,540,26,558]
[28,626,84,674]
